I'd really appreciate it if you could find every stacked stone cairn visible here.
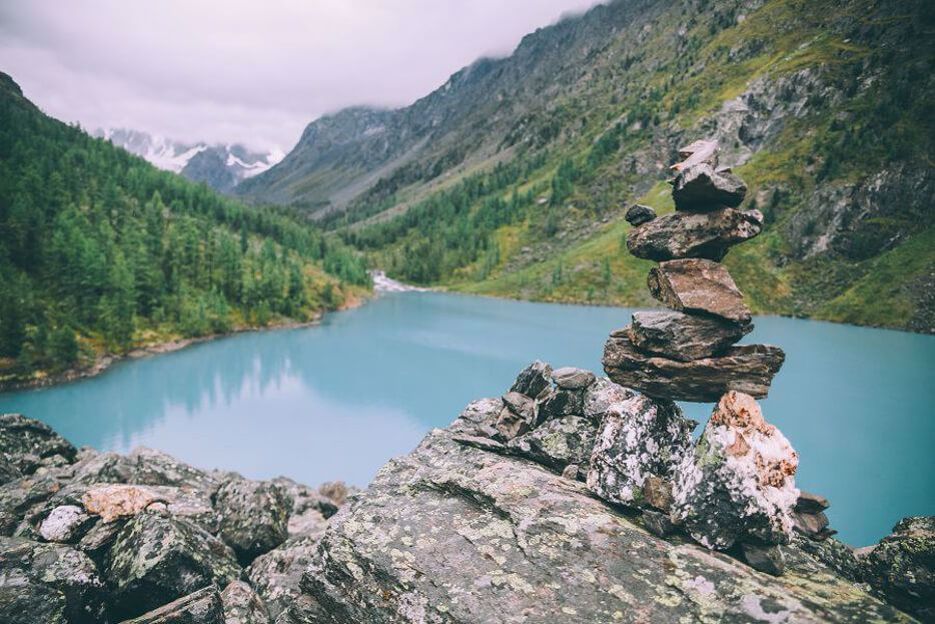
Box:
[456,141,839,578]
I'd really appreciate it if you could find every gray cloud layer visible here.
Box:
[0,0,603,152]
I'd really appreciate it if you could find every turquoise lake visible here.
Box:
[1,291,933,546]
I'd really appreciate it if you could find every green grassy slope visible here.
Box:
[335,0,933,332]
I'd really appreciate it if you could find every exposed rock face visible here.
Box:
[626,309,752,361]
[586,394,694,507]
[300,425,908,623]
[672,162,747,211]
[627,207,763,261]
[0,413,77,475]
[862,516,935,622]
[648,258,752,323]
[603,333,785,402]
[214,478,291,562]
[121,586,225,624]
[672,392,799,550]
[106,512,241,618]
[624,203,656,225]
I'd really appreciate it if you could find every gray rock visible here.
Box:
[741,542,786,576]
[603,333,785,402]
[449,398,501,439]
[624,203,656,226]
[67,449,133,484]
[0,414,77,474]
[247,535,327,624]
[581,378,634,423]
[0,455,22,485]
[509,360,552,399]
[39,504,93,543]
[299,425,906,623]
[648,258,752,323]
[106,513,241,619]
[795,490,830,514]
[672,162,747,211]
[641,509,675,537]
[862,516,935,622]
[560,464,580,480]
[125,447,220,493]
[508,415,596,472]
[537,387,584,421]
[672,392,799,550]
[214,479,291,563]
[221,580,269,624]
[627,207,763,261]
[550,366,596,390]
[626,309,752,362]
[586,394,694,508]
[0,475,61,535]
[271,476,339,520]
[792,534,862,582]
[0,535,107,623]
[793,510,830,536]
[120,586,225,624]
[495,392,537,440]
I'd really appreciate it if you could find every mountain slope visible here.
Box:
[97,128,283,193]
[0,73,368,385]
[245,0,932,332]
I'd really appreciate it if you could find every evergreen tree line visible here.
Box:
[0,81,368,375]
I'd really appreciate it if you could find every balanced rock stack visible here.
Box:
[600,140,813,573]
[606,139,784,402]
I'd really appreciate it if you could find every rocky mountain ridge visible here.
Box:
[96,128,283,193]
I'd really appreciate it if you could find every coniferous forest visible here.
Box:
[0,73,368,382]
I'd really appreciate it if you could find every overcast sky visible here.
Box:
[0,0,604,153]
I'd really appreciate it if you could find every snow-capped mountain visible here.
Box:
[95,128,284,193]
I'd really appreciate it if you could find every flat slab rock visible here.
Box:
[603,333,785,402]
[626,309,752,361]
[298,426,909,623]
[648,258,752,323]
[627,207,763,262]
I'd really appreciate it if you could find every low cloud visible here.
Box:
[0,0,604,152]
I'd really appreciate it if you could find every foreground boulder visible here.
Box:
[0,535,107,623]
[214,478,291,562]
[672,392,799,550]
[861,516,935,622]
[603,332,785,401]
[106,512,241,618]
[586,394,693,508]
[627,207,763,261]
[299,425,907,623]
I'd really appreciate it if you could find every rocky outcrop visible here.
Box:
[0,413,351,623]
[861,516,935,622]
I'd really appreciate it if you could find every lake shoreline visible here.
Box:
[0,291,374,394]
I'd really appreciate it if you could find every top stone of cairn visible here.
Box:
[671,140,747,211]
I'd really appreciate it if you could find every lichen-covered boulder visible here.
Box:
[861,516,935,622]
[672,392,799,550]
[247,534,327,624]
[221,580,269,624]
[106,512,240,619]
[298,426,907,623]
[449,397,501,439]
[214,479,291,563]
[581,377,634,422]
[0,535,107,623]
[507,415,596,473]
[586,394,694,507]
[509,360,552,399]
[124,447,220,492]
[0,414,76,474]
[0,475,61,535]
[121,586,225,624]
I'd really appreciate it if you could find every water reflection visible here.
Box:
[1,292,933,546]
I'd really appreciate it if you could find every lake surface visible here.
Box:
[2,291,933,546]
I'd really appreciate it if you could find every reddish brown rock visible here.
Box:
[603,333,784,402]
[648,258,751,323]
[625,310,751,362]
[627,208,763,261]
